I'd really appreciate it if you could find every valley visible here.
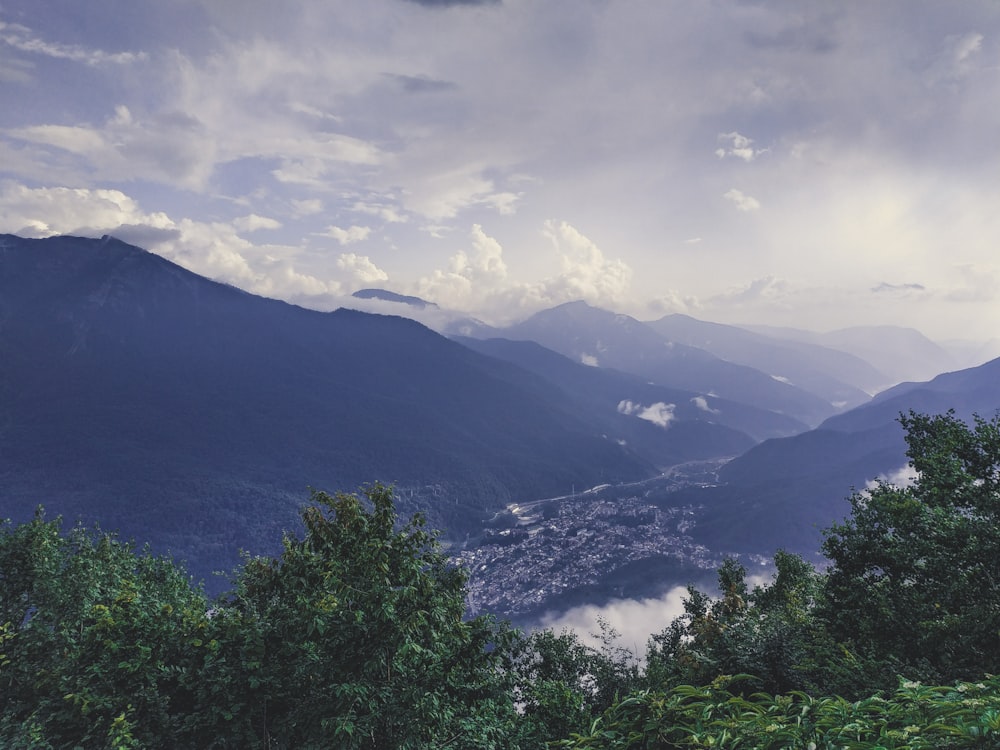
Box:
[3,234,999,619]
[456,460,756,623]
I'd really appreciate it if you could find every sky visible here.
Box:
[2,0,999,342]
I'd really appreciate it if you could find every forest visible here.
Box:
[1,410,999,749]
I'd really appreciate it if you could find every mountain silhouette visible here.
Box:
[0,234,656,586]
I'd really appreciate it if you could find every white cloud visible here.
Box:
[0,182,161,237]
[4,106,218,190]
[691,396,719,415]
[336,252,388,284]
[234,213,282,232]
[541,220,632,306]
[350,200,408,224]
[7,124,105,154]
[0,181,337,299]
[617,400,677,429]
[715,132,766,162]
[580,353,599,367]
[723,188,761,212]
[646,290,702,316]
[321,224,372,245]
[417,223,509,307]
[538,586,690,657]
[401,166,515,221]
[866,464,919,492]
[4,2,1000,342]
[290,198,324,217]
[0,20,147,66]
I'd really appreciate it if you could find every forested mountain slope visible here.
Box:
[679,355,1000,555]
[0,234,657,583]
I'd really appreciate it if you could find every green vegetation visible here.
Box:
[2,411,999,748]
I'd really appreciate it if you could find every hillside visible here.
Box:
[0,234,659,583]
[678,355,1000,555]
[489,301,836,429]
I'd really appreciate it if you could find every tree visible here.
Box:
[511,622,641,747]
[194,484,519,749]
[643,552,874,698]
[821,410,1000,686]
[0,510,209,748]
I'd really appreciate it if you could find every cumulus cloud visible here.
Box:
[412,221,633,324]
[617,400,676,429]
[336,252,388,284]
[541,220,632,306]
[0,182,163,238]
[0,181,338,299]
[580,353,599,367]
[320,225,372,245]
[417,223,509,307]
[723,188,761,212]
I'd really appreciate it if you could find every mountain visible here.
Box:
[0,234,656,585]
[488,301,835,430]
[455,336,763,462]
[678,355,1000,556]
[352,288,438,309]
[742,323,957,388]
[645,314,884,405]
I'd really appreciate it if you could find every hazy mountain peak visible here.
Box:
[352,288,438,309]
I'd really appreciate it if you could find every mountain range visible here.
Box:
[3,232,998,605]
[679,354,1000,557]
[0,234,654,583]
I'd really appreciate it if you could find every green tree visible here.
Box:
[644,553,864,698]
[511,622,641,747]
[195,483,519,749]
[822,410,1000,686]
[0,510,209,748]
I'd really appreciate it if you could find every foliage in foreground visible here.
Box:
[559,675,1000,749]
[0,484,518,749]
[1,410,999,748]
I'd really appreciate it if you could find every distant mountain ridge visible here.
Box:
[677,354,1000,557]
[0,234,657,584]
[479,301,837,429]
[645,314,885,404]
[352,288,438,308]
[742,322,957,387]
[455,336,759,462]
